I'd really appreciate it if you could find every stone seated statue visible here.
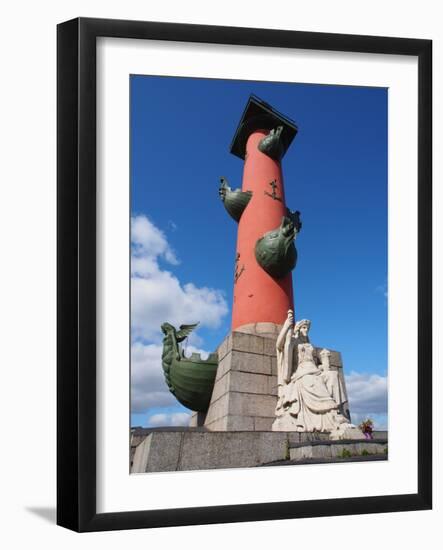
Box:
[272,310,354,439]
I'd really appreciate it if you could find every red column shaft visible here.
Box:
[232,130,294,330]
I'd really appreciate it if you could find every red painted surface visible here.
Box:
[232,130,294,330]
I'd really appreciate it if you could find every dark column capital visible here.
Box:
[229,95,298,160]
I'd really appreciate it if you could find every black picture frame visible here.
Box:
[57,17,432,532]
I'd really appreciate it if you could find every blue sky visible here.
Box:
[130,75,388,429]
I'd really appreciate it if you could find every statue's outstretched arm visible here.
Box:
[276,310,294,351]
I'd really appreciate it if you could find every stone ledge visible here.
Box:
[289,438,388,448]
[131,430,388,473]
[234,322,282,337]
[262,455,388,467]
[290,440,388,461]
[132,431,290,472]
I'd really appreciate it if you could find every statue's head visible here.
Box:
[161,322,174,335]
[294,319,311,339]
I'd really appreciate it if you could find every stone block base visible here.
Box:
[132,431,290,472]
[131,430,388,472]
[200,327,350,431]
[203,330,278,431]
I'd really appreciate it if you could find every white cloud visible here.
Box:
[130,215,228,419]
[131,215,179,268]
[131,215,228,342]
[147,412,192,428]
[131,342,177,413]
[346,371,388,423]
[182,344,209,360]
[131,274,228,341]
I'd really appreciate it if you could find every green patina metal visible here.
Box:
[258,126,285,160]
[161,322,218,412]
[254,210,302,279]
[230,95,298,160]
[219,176,252,222]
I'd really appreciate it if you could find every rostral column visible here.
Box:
[221,96,300,331]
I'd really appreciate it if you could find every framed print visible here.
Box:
[57,17,432,532]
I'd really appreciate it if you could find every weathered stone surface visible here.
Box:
[330,443,355,457]
[229,370,270,395]
[255,322,280,335]
[177,431,289,470]
[289,440,388,461]
[204,392,230,425]
[132,431,293,472]
[234,323,257,335]
[205,416,228,431]
[372,431,388,439]
[341,427,364,439]
[131,431,388,472]
[210,371,230,402]
[229,392,276,418]
[206,333,278,431]
[217,334,232,362]
[225,415,255,431]
[287,432,301,444]
[263,337,277,356]
[215,352,232,381]
[207,413,257,431]
[230,350,272,375]
[270,356,278,377]
[231,332,264,355]
[267,375,278,396]
[312,444,333,459]
[235,323,282,337]
[298,432,331,443]
[254,417,274,431]
[132,432,183,473]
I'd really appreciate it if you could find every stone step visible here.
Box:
[261,454,388,467]
[289,439,388,461]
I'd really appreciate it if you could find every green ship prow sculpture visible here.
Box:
[255,209,302,279]
[219,176,252,222]
[161,322,218,413]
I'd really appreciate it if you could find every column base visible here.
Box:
[198,328,350,432]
